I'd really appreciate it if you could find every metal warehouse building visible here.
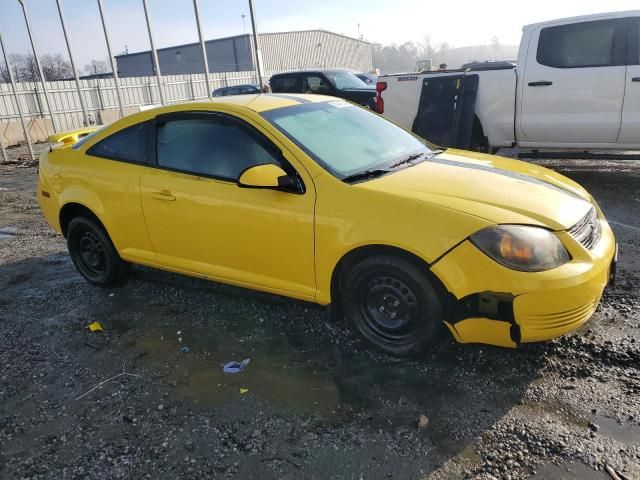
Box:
[115,30,373,78]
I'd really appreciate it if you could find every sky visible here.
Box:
[0,0,638,68]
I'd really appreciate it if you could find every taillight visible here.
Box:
[375,81,387,114]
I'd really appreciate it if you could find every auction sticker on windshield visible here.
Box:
[328,100,352,108]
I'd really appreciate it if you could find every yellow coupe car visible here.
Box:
[38,94,616,356]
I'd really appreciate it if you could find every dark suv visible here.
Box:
[269,69,376,109]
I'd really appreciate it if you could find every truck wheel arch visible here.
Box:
[471,115,489,153]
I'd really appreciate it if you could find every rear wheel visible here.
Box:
[341,255,443,357]
[67,217,128,286]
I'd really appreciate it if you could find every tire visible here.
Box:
[67,216,128,287]
[340,255,443,357]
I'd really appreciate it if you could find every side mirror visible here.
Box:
[237,164,301,193]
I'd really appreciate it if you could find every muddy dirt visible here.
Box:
[0,145,639,479]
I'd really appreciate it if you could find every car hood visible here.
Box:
[357,149,593,230]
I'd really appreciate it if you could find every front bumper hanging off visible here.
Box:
[430,220,617,348]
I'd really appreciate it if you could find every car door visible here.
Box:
[519,18,627,145]
[618,17,640,144]
[139,111,316,298]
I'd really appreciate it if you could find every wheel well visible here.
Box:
[471,115,489,152]
[330,245,451,309]
[59,203,104,238]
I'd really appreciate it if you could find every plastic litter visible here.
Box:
[87,321,104,333]
[223,358,251,374]
[180,346,190,353]
[240,388,249,394]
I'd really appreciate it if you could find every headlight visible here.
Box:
[470,225,570,272]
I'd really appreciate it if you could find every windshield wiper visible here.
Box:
[389,152,425,169]
[342,169,391,184]
[428,148,446,157]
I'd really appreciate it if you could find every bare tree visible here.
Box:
[83,59,111,76]
[40,54,73,81]
[490,36,501,58]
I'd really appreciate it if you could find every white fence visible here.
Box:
[0,71,258,135]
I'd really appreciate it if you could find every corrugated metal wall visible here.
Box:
[115,31,373,78]
[116,36,255,76]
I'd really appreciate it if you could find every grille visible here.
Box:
[568,207,601,250]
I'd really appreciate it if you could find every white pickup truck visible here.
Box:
[377,11,640,151]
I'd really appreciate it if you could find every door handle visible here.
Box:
[150,190,176,201]
[632,77,640,82]
[528,81,553,87]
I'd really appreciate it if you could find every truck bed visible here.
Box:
[379,67,517,148]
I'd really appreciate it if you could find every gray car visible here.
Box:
[212,84,260,97]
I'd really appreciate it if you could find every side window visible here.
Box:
[156,116,281,180]
[270,76,301,93]
[537,19,622,68]
[87,122,148,163]
[303,75,330,93]
[631,18,640,64]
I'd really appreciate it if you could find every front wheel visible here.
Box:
[67,216,128,287]
[340,255,443,357]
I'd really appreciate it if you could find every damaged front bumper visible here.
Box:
[430,218,616,348]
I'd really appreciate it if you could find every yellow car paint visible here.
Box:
[238,163,288,187]
[48,126,101,147]
[38,94,616,348]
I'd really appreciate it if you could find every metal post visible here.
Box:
[0,29,35,161]
[0,138,7,164]
[19,0,58,133]
[142,0,164,105]
[96,79,104,110]
[188,74,195,100]
[56,0,89,126]
[97,0,125,118]
[247,0,264,88]
[193,0,212,99]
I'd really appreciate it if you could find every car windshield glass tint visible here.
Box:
[262,101,432,179]
[324,71,369,89]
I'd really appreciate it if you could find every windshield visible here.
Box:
[262,100,433,179]
[324,70,370,90]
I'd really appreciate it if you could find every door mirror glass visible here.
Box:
[238,164,290,189]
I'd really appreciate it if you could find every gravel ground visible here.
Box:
[0,143,638,480]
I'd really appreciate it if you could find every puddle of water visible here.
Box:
[134,328,341,413]
[0,226,18,239]
[528,461,608,480]
[593,415,640,444]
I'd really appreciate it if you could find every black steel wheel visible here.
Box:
[67,216,128,286]
[341,254,443,356]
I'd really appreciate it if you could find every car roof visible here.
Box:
[130,94,330,118]
[270,68,352,77]
[523,10,640,31]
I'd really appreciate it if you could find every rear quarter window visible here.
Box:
[270,76,301,93]
[86,122,149,164]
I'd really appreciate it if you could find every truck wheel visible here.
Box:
[67,217,128,286]
[340,255,443,357]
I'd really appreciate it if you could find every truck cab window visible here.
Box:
[537,19,622,68]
